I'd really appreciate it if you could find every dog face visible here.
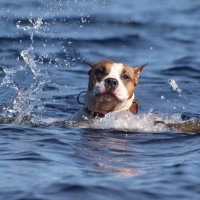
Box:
[85,60,146,114]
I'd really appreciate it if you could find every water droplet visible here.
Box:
[168,79,182,93]
[161,95,165,100]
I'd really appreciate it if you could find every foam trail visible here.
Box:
[83,111,199,133]
[85,111,169,132]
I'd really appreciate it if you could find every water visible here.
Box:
[0,0,200,199]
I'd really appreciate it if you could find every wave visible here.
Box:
[0,33,142,44]
[161,66,200,79]
[5,151,50,162]
[1,110,199,134]
[13,15,144,27]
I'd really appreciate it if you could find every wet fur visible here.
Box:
[85,60,145,115]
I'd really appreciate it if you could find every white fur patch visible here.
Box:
[107,63,128,101]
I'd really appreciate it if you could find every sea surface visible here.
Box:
[0,0,200,199]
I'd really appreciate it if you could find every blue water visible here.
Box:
[0,0,200,199]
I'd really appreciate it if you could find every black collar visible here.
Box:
[85,108,105,118]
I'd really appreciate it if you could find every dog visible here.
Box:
[74,60,146,121]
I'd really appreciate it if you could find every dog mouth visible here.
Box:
[95,92,120,112]
[95,92,119,101]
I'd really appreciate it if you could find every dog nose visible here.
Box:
[104,78,118,90]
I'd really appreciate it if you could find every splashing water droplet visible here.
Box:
[161,95,165,100]
[168,79,182,93]
[20,46,38,76]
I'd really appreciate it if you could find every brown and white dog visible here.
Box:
[76,60,146,120]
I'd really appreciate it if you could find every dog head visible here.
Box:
[85,60,146,114]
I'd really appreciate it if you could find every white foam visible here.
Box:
[37,112,195,133]
[88,111,170,132]
[162,113,182,124]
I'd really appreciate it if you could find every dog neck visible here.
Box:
[85,99,139,118]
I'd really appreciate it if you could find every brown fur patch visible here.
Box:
[88,60,114,91]
[133,64,147,86]
[121,64,136,99]
[121,63,146,99]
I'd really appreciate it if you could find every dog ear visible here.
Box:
[83,60,96,68]
[83,60,96,75]
[132,63,147,86]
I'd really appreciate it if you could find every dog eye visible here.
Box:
[95,67,105,75]
[123,74,130,81]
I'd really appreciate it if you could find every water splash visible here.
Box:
[1,67,16,86]
[16,14,43,46]
[0,66,18,118]
[1,14,46,123]
[20,46,38,76]
[74,111,199,133]
[89,111,168,132]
